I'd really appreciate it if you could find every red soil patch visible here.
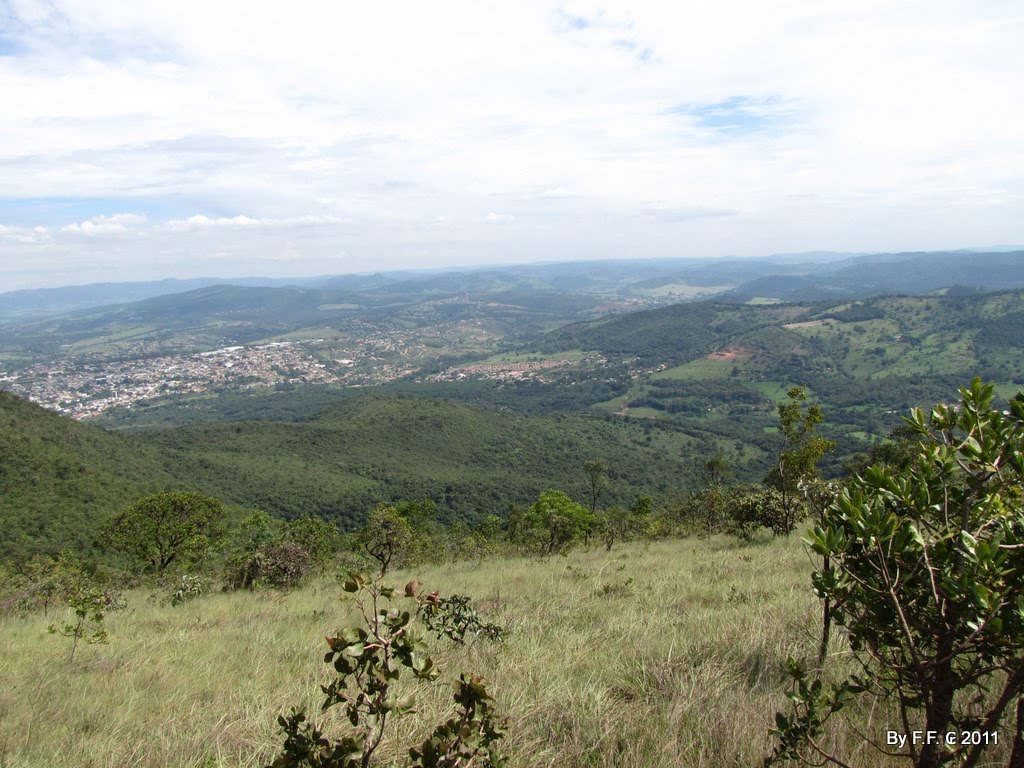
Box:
[705,346,750,361]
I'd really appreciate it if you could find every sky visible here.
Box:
[1,1,1023,289]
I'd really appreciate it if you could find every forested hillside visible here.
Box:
[149,393,706,528]
[0,392,181,560]
[0,390,716,560]
[528,290,1024,428]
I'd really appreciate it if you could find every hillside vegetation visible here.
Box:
[149,393,705,529]
[519,290,1024,460]
[0,392,181,561]
[0,391,712,558]
[0,536,842,768]
[72,289,1024,512]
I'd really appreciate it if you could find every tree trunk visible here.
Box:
[919,637,956,768]
[818,598,831,664]
[818,555,832,664]
[1009,696,1024,768]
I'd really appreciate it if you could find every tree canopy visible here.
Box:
[99,491,226,576]
[523,490,596,554]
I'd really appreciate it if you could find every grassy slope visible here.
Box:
[5,534,997,767]
[0,536,827,768]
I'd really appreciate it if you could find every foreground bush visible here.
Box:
[769,380,1024,768]
[267,573,505,768]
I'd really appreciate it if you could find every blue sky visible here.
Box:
[1,0,1023,289]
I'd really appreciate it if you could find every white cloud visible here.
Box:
[0,223,48,243]
[162,214,261,231]
[638,204,739,223]
[160,213,349,232]
[60,213,146,236]
[0,1,1022,287]
[274,241,303,261]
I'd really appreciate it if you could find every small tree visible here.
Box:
[267,574,505,768]
[225,510,279,589]
[765,387,835,535]
[474,514,504,555]
[768,379,1024,768]
[688,454,734,535]
[704,453,732,487]
[360,505,413,576]
[48,577,125,663]
[600,496,652,551]
[13,552,85,617]
[583,459,608,516]
[393,500,444,563]
[284,515,339,567]
[583,460,609,546]
[523,490,595,554]
[100,491,226,576]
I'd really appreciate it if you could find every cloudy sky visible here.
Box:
[1,0,1022,289]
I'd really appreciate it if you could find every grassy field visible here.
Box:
[6,532,991,768]
[633,282,732,299]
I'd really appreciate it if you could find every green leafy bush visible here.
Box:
[169,574,206,606]
[724,486,786,540]
[768,379,1024,768]
[8,552,85,617]
[420,593,504,645]
[225,512,317,590]
[48,576,125,663]
[522,490,596,554]
[253,542,313,590]
[266,574,505,768]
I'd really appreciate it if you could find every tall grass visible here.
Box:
[3,535,991,767]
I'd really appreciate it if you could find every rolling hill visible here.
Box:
[0,391,182,561]
[0,389,720,562]
[721,250,1024,302]
[148,393,709,528]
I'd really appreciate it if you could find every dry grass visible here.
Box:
[2,535,989,768]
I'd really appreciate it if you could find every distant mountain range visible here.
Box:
[3,249,1022,322]
[0,276,321,320]
[718,251,1024,302]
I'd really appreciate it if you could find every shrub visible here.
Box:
[360,505,413,575]
[420,593,504,645]
[253,542,313,590]
[767,380,1024,768]
[169,574,206,606]
[266,574,505,768]
[48,577,125,663]
[724,486,787,539]
[522,490,596,554]
[283,515,339,567]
